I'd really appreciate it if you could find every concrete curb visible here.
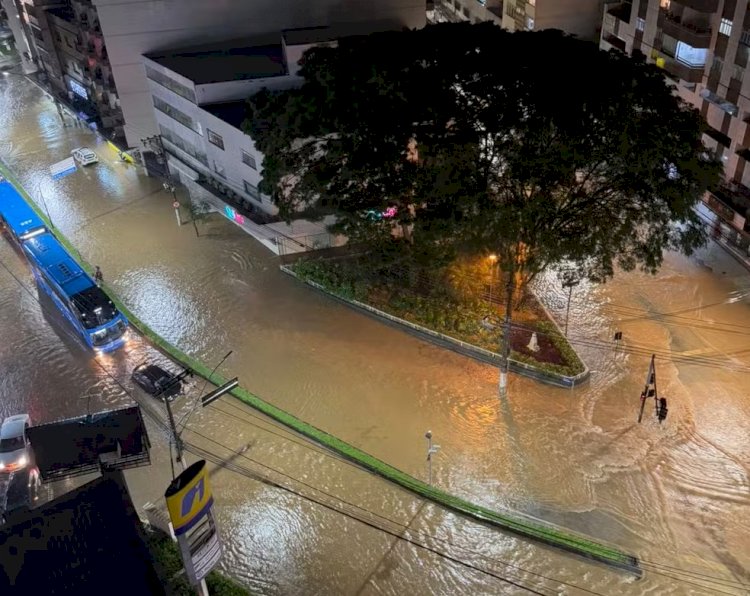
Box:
[280,265,590,389]
[0,163,640,576]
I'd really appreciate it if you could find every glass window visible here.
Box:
[720,18,733,37]
[207,129,224,150]
[213,161,226,179]
[152,96,201,135]
[0,436,24,452]
[637,18,645,32]
[241,150,256,170]
[675,42,707,67]
[526,17,534,30]
[145,66,196,102]
[243,180,259,200]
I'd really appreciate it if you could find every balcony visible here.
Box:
[602,34,627,53]
[669,0,718,12]
[655,53,705,83]
[658,10,712,48]
[606,1,632,24]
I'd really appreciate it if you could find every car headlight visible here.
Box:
[0,462,4,470]
[18,455,27,467]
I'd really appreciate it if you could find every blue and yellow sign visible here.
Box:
[165,460,214,535]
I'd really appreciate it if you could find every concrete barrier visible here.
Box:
[280,265,590,389]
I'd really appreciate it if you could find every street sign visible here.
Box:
[164,460,223,585]
[173,201,180,209]
[201,377,239,407]
[49,157,77,180]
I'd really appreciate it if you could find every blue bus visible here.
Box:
[0,179,47,243]
[0,178,129,352]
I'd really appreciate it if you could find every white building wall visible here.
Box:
[92,0,426,148]
[194,76,301,105]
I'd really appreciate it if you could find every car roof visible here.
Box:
[0,414,29,438]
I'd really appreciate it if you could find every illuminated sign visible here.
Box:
[223,205,245,225]
[364,206,398,221]
[164,460,222,585]
[165,460,214,535]
[69,78,88,100]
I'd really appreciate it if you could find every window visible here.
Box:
[526,16,534,30]
[676,42,707,67]
[732,64,744,82]
[741,30,750,47]
[241,150,256,170]
[720,18,733,37]
[152,96,202,135]
[207,130,224,150]
[637,18,645,32]
[213,161,226,179]
[144,66,196,102]
[243,180,260,200]
[711,55,724,73]
[159,124,208,166]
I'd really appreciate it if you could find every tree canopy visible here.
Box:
[244,22,722,292]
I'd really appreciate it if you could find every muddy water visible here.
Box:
[1,72,749,594]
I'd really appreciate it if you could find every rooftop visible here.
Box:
[202,100,250,130]
[145,35,287,84]
[283,26,339,46]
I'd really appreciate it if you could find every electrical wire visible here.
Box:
[3,250,749,594]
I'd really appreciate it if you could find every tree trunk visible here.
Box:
[499,268,515,398]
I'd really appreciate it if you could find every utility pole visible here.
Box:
[499,273,514,398]
[158,368,237,596]
[638,355,657,424]
[560,270,580,338]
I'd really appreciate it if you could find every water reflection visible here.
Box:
[0,71,749,594]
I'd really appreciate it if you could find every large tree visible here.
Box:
[245,23,721,387]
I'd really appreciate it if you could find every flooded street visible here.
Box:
[1,71,749,594]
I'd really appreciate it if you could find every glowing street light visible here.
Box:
[487,254,498,306]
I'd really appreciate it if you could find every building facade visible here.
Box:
[503,0,605,40]
[430,0,604,40]
[9,0,124,137]
[141,29,349,254]
[92,0,426,150]
[600,0,750,233]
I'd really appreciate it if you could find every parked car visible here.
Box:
[131,362,183,399]
[0,414,32,474]
[71,147,99,166]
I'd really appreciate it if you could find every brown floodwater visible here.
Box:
[1,72,749,595]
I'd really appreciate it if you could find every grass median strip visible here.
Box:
[0,163,641,577]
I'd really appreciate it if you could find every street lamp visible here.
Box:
[561,271,580,338]
[487,254,497,306]
[425,430,440,485]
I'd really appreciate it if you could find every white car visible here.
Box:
[71,147,99,166]
[0,414,32,474]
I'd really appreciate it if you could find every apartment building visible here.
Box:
[431,0,604,41]
[142,28,349,253]
[92,0,426,150]
[600,0,750,234]
[9,0,123,137]
[503,0,605,40]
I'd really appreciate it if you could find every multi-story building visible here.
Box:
[600,0,750,235]
[431,1,604,41]
[10,0,123,138]
[142,28,346,253]
[92,0,426,150]
[503,0,605,40]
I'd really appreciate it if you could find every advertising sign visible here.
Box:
[164,460,222,585]
[165,460,213,535]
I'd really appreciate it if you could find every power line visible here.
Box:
[2,251,747,594]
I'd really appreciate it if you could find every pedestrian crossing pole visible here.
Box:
[638,354,657,424]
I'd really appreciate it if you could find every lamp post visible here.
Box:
[561,271,580,338]
[487,254,497,306]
